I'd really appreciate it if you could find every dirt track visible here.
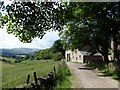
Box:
[66,62,119,89]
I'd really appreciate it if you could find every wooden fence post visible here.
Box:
[53,66,56,79]
[33,72,38,87]
[53,66,56,74]
[26,74,30,84]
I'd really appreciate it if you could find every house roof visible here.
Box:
[80,51,102,56]
[80,46,92,51]
[80,51,91,55]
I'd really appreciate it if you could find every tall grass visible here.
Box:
[55,61,71,88]
[2,60,60,88]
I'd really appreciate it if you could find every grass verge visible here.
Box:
[86,62,120,80]
[55,62,71,88]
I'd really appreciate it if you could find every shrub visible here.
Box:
[52,52,63,61]
[55,61,71,88]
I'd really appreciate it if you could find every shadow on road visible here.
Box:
[97,73,112,77]
[78,67,94,70]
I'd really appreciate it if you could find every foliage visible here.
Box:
[32,48,53,60]
[55,61,71,88]
[0,56,16,63]
[29,39,65,60]
[51,39,65,56]
[0,2,66,43]
[2,60,60,88]
[59,2,120,63]
[1,2,120,63]
[86,62,120,80]
[52,52,63,61]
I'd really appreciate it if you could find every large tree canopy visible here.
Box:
[59,2,120,63]
[0,1,67,42]
[1,2,120,62]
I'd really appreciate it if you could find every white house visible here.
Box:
[65,49,103,63]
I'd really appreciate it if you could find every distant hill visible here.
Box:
[0,48,40,57]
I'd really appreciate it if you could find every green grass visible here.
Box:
[2,60,60,88]
[86,62,120,80]
[55,62,71,88]
[0,56,16,63]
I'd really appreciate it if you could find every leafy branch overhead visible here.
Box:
[58,2,120,63]
[1,2,120,63]
[1,2,67,42]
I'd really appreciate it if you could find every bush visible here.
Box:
[32,48,53,60]
[52,52,63,61]
[55,61,71,88]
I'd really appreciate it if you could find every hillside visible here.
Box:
[2,60,60,88]
[0,48,40,57]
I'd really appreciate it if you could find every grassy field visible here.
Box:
[2,60,60,88]
[0,56,16,63]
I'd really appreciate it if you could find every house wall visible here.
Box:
[65,49,103,63]
[78,51,84,63]
[65,49,83,63]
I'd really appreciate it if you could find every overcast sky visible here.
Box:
[0,27,60,49]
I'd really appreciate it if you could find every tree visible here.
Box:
[0,1,5,11]
[33,48,52,60]
[0,2,66,42]
[1,2,120,64]
[51,39,65,56]
[59,2,120,64]
[52,52,63,61]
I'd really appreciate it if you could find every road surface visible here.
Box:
[66,62,119,89]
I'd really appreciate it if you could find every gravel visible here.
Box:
[66,62,119,89]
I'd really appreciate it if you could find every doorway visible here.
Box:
[67,54,71,61]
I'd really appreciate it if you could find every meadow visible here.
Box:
[2,59,60,88]
[0,56,16,63]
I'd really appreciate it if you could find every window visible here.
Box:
[79,55,81,58]
[76,57,77,60]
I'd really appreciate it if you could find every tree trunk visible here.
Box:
[103,43,109,65]
[103,53,109,65]
[111,25,120,61]
[113,37,119,63]
[112,34,120,71]
[95,38,109,65]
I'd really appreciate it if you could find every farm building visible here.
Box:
[65,49,103,63]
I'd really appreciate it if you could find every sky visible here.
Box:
[0,27,60,49]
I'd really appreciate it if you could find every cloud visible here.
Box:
[0,28,60,49]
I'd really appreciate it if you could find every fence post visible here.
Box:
[33,72,38,87]
[53,66,56,74]
[53,66,56,79]
[26,74,30,84]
